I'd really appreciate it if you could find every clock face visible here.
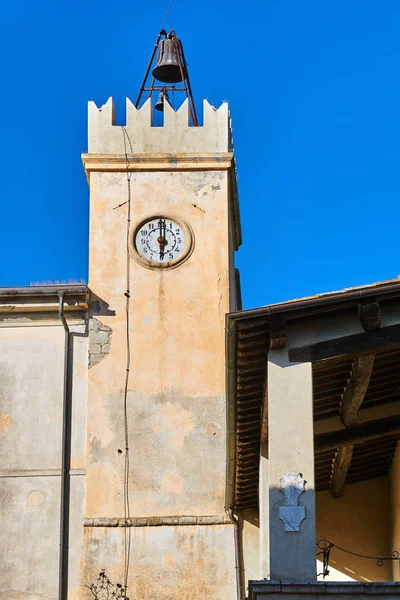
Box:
[135,217,186,264]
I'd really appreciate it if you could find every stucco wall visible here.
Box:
[87,169,230,515]
[83,166,235,597]
[240,509,261,592]
[82,524,235,599]
[390,443,400,580]
[316,477,391,582]
[0,322,87,599]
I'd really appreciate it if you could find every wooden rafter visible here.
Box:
[289,323,400,363]
[269,317,286,350]
[330,445,354,499]
[260,380,268,444]
[359,301,381,332]
[341,354,375,427]
[315,416,400,454]
[315,399,400,436]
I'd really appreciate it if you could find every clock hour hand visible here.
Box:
[157,218,166,260]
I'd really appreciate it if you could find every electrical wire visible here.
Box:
[160,0,175,31]
[120,125,133,595]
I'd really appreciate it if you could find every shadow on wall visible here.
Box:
[89,292,116,317]
[238,508,259,591]
[239,482,316,587]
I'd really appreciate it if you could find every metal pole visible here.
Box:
[58,291,72,600]
[228,509,245,600]
[135,30,165,108]
[178,38,198,126]
[171,33,198,126]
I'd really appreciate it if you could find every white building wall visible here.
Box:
[0,321,87,600]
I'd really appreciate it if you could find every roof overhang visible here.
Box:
[0,285,89,317]
[226,278,400,511]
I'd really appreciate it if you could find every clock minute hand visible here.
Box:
[158,218,165,260]
[163,219,167,253]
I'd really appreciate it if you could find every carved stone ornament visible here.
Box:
[279,472,306,532]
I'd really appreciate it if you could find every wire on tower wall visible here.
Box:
[121,126,133,593]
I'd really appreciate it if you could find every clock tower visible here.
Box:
[81,96,241,599]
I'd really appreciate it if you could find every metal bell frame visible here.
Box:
[135,29,198,126]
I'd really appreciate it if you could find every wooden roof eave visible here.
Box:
[226,280,400,511]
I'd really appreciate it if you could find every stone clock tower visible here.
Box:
[81,97,241,599]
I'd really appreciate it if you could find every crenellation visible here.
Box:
[163,98,190,128]
[88,97,230,154]
[228,115,234,152]
[126,96,151,130]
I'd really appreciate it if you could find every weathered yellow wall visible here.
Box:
[82,166,235,597]
[390,443,400,580]
[240,509,260,592]
[82,525,235,599]
[87,169,230,515]
[316,477,391,582]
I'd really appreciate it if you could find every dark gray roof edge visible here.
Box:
[228,280,400,323]
[0,284,88,297]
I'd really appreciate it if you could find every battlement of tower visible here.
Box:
[88,98,233,155]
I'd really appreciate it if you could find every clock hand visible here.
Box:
[158,218,163,259]
[163,219,167,252]
[157,218,166,260]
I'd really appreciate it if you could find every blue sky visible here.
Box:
[1,1,400,309]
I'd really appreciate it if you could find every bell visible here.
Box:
[152,37,186,83]
[155,90,170,112]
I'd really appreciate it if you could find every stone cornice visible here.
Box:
[81,152,234,175]
[84,515,231,527]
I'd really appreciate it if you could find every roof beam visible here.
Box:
[359,301,381,332]
[315,399,400,436]
[315,416,400,454]
[341,354,375,427]
[269,317,286,350]
[289,324,400,363]
[260,382,268,444]
[329,445,354,499]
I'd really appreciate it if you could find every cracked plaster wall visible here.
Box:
[82,524,235,600]
[84,167,235,598]
[89,317,112,368]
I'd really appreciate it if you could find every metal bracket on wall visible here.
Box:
[316,538,400,579]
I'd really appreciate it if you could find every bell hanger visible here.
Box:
[135,29,198,126]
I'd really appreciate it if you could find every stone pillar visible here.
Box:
[391,442,400,580]
[260,347,316,580]
[259,442,270,578]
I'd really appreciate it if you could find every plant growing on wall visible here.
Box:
[83,569,129,599]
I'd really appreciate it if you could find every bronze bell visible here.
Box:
[155,90,170,112]
[152,37,186,83]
